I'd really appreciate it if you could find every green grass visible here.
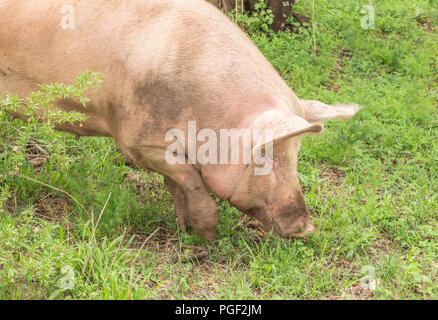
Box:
[1,0,437,299]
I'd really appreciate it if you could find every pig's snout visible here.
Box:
[274,207,317,239]
[286,218,317,239]
[272,192,317,239]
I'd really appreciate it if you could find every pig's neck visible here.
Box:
[199,100,299,201]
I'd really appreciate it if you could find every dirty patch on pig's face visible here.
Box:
[273,195,310,236]
[235,150,312,238]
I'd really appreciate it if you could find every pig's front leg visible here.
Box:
[163,172,218,240]
[118,144,218,239]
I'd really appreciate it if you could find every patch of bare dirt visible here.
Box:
[373,233,395,255]
[347,285,375,300]
[321,254,378,300]
[128,223,210,263]
[125,225,232,299]
[233,216,265,242]
[26,138,50,172]
[34,195,71,223]
[416,17,436,33]
[325,48,353,93]
[319,167,347,192]
[4,193,17,214]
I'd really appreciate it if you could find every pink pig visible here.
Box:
[0,0,359,239]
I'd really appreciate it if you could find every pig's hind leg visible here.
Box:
[164,176,188,233]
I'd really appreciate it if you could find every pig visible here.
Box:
[0,0,359,239]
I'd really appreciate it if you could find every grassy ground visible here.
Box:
[0,0,437,299]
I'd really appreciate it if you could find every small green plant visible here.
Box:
[230,0,274,36]
[0,71,102,175]
[0,184,11,216]
[1,71,101,126]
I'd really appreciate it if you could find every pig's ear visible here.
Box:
[251,111,323,153]
[302,100,360,122]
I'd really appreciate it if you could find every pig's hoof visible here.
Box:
[198,227,217,240]
[186,196,218,240]
[177,215,187,233]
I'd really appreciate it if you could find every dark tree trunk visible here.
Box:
[205,0,304,32]
[267,0,295,32]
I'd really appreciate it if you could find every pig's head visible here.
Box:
[224,101,360,238]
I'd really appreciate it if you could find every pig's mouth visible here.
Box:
[242,206,317,239]
[285,220,317,238]
[275,216,317,239]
